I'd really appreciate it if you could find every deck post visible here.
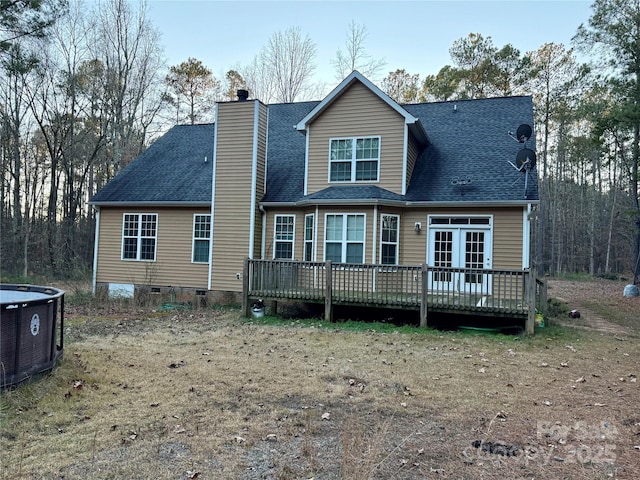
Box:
[242,257,250,318]
[525,269,535,335]
[325,260,333,322]
[539,278,548,315]
[420,263,428,327]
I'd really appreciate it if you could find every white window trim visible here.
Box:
[380,214,400,265]
[121,213,158,262]
[192,214,211,264]
[426,214,493,266]
[323,213,367,263]
[304,213,314,262]
[274,214,295,259]
[328,136,381,183]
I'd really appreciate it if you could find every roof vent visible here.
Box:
[237,89,249,102]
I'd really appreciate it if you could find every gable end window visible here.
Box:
[192,214,211,263]
[122,213,157,261]
[329,137,380,183]
[274,215,295,259]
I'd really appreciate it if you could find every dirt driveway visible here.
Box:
[546,278,638,336]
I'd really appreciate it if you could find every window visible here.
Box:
[325,214,365,263]
[192,214,211,263]
[304,214,314,261]
[329,136,380,182]
[122,213,157,261]
[380,214,399,265]
[274,215,295,259]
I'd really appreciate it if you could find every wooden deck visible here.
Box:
[242,259,545,334]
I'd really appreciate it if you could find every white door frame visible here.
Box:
[426,215,493,294]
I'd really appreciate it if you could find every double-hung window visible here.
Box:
[325,214,365,263]
[304,214,314,261]
[274,215,295,259]
[192,214,211,263]
[329,136,380,182]
[122,213,157,261]
[380,214,399,265]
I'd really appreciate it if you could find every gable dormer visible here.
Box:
[296,71,428,197]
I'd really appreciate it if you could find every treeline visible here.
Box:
[1,0,639,283]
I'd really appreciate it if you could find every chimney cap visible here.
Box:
[237,89,249,101]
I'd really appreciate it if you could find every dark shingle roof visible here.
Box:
[263,95,537,204]
[404,97,538,202]
[90,123,214,204]
[301,185,405,203]
[262,101,318,203]
[92,95,538,207]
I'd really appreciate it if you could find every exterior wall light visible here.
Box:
[414,222,422,233]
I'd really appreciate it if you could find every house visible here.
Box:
[90,71,539,328]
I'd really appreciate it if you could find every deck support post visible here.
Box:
[539,278,548,315]
[420,263,428,328]
[525,269,536,335]
[242,257,250,318]
[325,260,333,322]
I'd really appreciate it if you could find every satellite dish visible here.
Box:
[515,148,536,170]
[516,124,532,143]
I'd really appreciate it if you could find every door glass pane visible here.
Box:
[464,231,484,283]
[434,231,453,282]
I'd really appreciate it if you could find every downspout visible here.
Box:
[314,205,319,261]
[92,206,100,295]
[248,100,260,259]
[260,204,266,259]
[303,125,310,196]
[522,204,531,269]
[208,106,220,290]
[372,205,378,263]
[402,124,408,195]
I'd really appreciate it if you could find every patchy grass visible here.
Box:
[1,303,639,479]
[547,277,639,332]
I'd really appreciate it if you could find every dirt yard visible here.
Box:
[547,277,639,335]
[1,279,638,479]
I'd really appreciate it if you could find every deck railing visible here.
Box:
[243,259,539,333]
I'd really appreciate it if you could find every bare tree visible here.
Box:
[331,20,385,82]
[262,26,317,103]
[241,52,276,103]
[0,43,38,275]
[93,0,164,172]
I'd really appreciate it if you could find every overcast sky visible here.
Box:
[147,0,594,93]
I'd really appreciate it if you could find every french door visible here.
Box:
[427,218,492,294]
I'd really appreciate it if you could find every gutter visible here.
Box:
[89,201,212,207]
[260,199,540,208]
